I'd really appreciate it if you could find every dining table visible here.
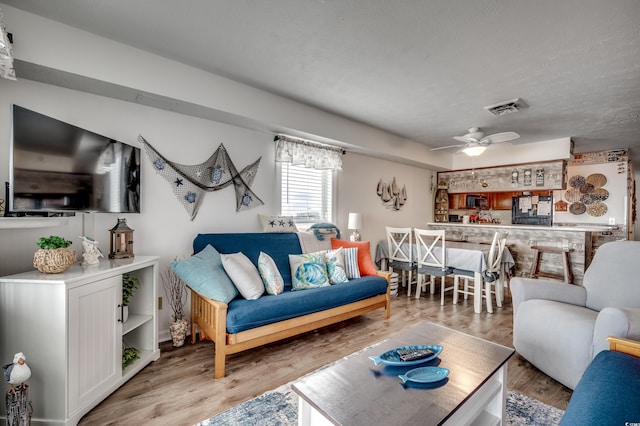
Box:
[375,240,516,313]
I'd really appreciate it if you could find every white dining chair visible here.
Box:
[453,231,509,313]
[385,227,416,296]
[414,228,454,304]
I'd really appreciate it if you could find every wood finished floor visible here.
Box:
[80,286,573,426]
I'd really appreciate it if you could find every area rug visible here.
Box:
[196,383,565,426]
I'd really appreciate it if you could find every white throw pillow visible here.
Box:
[258,251,284,295]
[220,252,265,300]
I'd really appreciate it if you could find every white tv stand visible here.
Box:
[0,256,160,425]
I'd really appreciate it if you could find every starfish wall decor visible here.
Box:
[140,135,264,220]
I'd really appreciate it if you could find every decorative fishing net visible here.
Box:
[140,135,263,220]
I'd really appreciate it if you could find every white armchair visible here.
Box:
[511,240,640,390]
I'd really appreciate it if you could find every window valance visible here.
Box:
[274,135,343,171]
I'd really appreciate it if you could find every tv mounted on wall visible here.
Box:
[8,105,140,214]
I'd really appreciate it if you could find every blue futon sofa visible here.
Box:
[189,232,391,379]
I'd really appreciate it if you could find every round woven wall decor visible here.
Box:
[579,183,595,194]
[586,173,607,187]
[591,188,609,202]
[581,194,594,205]
[564,188,581,203]
[569,202,586,215]
[587,202,608,217]
[569,175,586,188]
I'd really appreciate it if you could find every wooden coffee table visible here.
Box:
[292,322,514,425]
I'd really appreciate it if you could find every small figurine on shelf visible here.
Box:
[80,236,103,266]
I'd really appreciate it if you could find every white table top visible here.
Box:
[376,240,515,273]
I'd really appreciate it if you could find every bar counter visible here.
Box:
[426,222,614,285]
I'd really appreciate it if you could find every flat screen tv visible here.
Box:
[9,105,140,214]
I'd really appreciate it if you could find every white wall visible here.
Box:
[337,153,432,247]
[0,76,435,340]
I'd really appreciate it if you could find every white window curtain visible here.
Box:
[0,9,16,81]
[274,135,343,171]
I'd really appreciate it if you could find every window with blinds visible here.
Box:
[280,163,333,224]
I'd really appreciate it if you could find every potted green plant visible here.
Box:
[122,345,140,369]
[162,265,188,347]
[122,273,140,322]
[33,235,77,273]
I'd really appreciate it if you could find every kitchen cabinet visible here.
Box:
[0,256,160,425]
[448,193,491,210]
[449,193,464,210]
[491,192,517,210]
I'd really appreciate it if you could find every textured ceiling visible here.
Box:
[3,0,640,157]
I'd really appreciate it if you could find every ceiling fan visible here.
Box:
[431,127,520,156]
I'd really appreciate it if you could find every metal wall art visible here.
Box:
[140,135,263,220]
[376,177,407,210]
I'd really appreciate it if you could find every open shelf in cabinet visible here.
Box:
[123,314,153,335]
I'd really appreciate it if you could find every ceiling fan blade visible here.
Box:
[486,141,513,150]
[453,135,480,143]
[430,143,466,151]
[481,131,520,144]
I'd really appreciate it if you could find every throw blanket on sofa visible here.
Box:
[309,223,341,240]
[297,231,334,254]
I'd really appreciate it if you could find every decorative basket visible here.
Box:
[33,248,77,273]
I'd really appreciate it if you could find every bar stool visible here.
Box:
[529,246,574,284]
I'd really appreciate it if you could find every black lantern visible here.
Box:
[109,218,134,259]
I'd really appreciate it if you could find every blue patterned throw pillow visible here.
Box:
[289,252,330,290]
[324,248,349,284]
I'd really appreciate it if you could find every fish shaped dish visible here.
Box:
[399,366,450,384]
[369,345,442,367]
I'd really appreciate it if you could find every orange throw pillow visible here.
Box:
[330,239,378,276]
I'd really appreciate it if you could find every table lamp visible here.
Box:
[348,213,362,241]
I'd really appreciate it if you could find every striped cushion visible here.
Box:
[343,247,361,279]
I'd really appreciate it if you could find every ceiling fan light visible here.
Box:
[461,146,487,157]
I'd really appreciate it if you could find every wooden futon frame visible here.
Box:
[189,271,391,378]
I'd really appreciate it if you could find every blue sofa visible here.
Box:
[189,232,391,378]
[560,337,640,425]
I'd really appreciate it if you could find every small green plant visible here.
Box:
[122,273,140,306]
[122,346,140,369]
[37,235,73,249]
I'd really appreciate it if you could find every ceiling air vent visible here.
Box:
[483,98,527,116]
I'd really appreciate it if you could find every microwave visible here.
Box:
[465,195,488,209]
